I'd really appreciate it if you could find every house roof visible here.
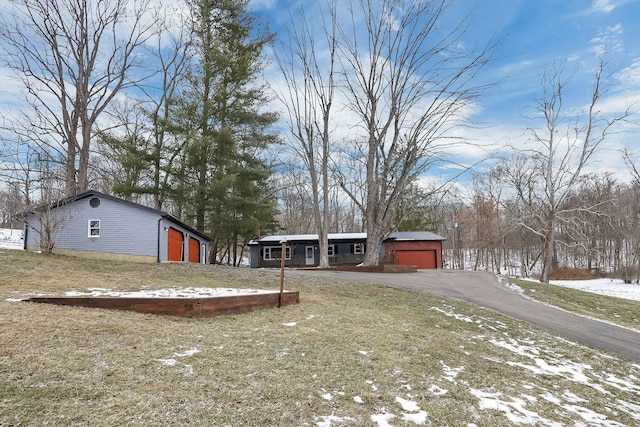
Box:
[18,190,211,242]
[252,233,367,244]
[386,231,447,241]
[250,231,446,244]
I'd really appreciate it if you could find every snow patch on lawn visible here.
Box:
[154,348,201,375]
[62,287,277,298]
[515,276,640,302]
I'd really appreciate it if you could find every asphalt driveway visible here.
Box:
[290,268,640,362]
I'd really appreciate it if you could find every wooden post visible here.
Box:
[279,238,287,307]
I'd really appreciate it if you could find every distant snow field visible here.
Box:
[549,278,640,302]
[0,228,23,250]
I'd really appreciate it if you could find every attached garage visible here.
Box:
[395,249,437,269]
[385,231,446,269]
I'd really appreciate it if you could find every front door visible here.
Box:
[305,246,315,265]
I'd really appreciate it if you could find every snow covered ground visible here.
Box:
[549,278,640,302]
[0,228,23,250]
[3,228,640,425]
[310,304,640,426]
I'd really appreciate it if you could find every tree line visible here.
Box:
[0,0,279,265]
[0,0,636,279]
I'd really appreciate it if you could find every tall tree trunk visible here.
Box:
[541,217,555,283]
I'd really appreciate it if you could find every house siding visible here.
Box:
[250,239,370,267]
[22,192,211,263]
[25,195,160,257]
[249,232,446,269]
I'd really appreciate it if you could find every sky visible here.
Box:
[252,0,640,182]
[0,0,639,190]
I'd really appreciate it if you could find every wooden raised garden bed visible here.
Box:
[26,291,300,318]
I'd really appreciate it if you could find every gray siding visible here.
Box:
[26,196,161,257]
[23,192,210,263]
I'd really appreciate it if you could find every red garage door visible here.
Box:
[188,237,200,264]
[167,227,184,261]
[396,250,437,269]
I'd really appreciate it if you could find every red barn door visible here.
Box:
[167,228,184,261]
[188,237,200,263]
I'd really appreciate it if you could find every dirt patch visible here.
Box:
[306,263,416,273]
[549,267,601,280]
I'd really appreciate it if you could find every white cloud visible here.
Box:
[617,57,640,87]
[591,0,616,13]
[249,0,279,10]
[589,23,624,55]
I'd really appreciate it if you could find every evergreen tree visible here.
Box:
[175,0,278,261]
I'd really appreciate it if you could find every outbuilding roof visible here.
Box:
[386,231,447,241]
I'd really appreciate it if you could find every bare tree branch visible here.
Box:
[0,0,158,196]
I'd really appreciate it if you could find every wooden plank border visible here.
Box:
[26,291,300,318]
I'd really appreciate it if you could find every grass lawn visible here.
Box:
[2,249,639,426]
[504,277,640,331]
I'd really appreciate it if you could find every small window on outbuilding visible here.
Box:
[88,219,100,238]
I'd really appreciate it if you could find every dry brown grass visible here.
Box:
[549,267,601,280]
[1,250,639,426]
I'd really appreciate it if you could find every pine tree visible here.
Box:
[175,0,278,262]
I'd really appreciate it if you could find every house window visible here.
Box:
[327,244,338,256]
[88,219,100,238]
[352,243,365,254]
[263,246,291,260]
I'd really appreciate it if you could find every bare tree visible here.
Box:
[275,2,338,268]
[0,183,26,228]
[272,170,318,235]
[14,155,69,253]
[135,6,193,210]
[337,0,497,265]
[0,0,157,196]
[624,148,640,187]
[505,60,628,283]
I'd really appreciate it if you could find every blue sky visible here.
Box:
[254,0,640,182]
[0,0,638,188]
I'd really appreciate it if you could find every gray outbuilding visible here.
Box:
[19,190,210,263]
